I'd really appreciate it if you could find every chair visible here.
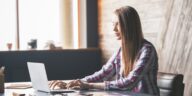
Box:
[157,72,185,96]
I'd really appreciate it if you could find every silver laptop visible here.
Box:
[27,62,75,93]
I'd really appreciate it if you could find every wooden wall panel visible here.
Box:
[157,0,192,95]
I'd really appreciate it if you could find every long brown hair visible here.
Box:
[115,6,144,76]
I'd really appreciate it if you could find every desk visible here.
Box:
[1,82,153,96]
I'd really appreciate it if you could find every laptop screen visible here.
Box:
[27,62,50,92]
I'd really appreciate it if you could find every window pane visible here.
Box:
[0,0,17,50]
[19,0,61,50]
[0,0,85,50]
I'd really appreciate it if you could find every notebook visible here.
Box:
[27,62,75,93]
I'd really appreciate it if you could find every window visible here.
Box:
[19,0,61,50]
[0,0,87,51]
[0,0,17,50]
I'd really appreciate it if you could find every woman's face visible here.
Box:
[112,15,121,40]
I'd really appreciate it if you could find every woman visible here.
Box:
[50,6,160,95]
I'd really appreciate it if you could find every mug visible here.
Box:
[7,43,12,51]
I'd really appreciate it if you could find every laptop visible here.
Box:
[27,62,75,93]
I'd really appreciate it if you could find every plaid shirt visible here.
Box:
[81,40,160,95]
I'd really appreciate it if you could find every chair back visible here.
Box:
[157,72,184,96]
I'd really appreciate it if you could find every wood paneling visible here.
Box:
[157,0,192,95]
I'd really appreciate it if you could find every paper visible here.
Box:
[5,84,32,89]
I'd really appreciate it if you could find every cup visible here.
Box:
[28,39,37,50]
[7,43,12,51]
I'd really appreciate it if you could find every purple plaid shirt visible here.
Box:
[81,40,160,95]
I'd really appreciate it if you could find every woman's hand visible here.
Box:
[49,80,67,89]
[66,79,90,90]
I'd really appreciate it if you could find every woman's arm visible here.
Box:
[81,48,121,82]
[50,49,121,90]
[105,45,157,90]
[66,79,105,90]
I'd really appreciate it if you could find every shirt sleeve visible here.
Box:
[81,49,120,82]
[105,45,156,90]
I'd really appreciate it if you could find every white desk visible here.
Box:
[1,82,153,96]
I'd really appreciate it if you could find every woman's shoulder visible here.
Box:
[139,39,157,54]
[142,39,156,49]
[135,39,158,61]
